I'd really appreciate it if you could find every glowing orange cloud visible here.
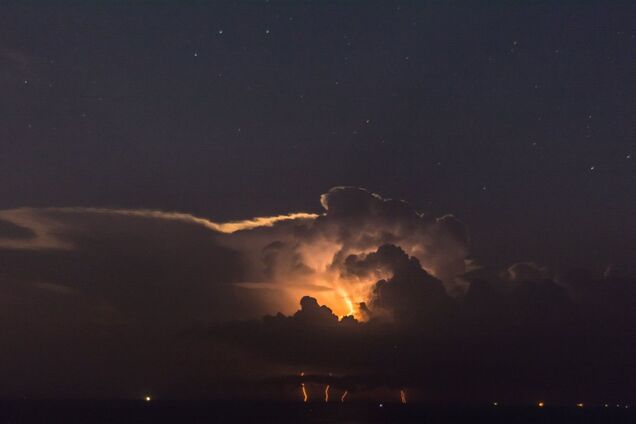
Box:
[0,187,468,322]
[42,207,318,234]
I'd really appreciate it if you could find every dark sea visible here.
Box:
[0,401,634,423]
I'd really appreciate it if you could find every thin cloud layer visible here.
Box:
[0,207,318,250]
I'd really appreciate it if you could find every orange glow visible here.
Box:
[236,233,398,320]
[324,385,330,402]
[538,401,545,408]
[400,389,407,404]
[344,297,355,317]
[287,240,392,320]
[277,275,376,320]
[341,390,348,403]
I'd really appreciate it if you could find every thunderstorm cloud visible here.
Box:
[0,187,634,402]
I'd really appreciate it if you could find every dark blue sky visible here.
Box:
[1,1,634,273]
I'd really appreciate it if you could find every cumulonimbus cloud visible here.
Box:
[0,188,471,320]
[223,186,471,318]
[0,187,634,401]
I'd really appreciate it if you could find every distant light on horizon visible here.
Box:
[538,401,545,408]
[400,389,407,404]
[144,395,151,402]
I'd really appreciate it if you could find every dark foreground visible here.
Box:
[0,401,634,424]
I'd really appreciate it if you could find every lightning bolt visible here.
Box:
[300,372,308,402]
[301,383,308,403]
[344,297,355,316]
[341,390,348,403]
[324,384,330,402]
[400,389,407,404]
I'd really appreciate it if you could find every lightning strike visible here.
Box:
[344,297,355,316]
[300,372,308,402]
[301,384,308,402]
[341,390,348,403]
[324,384,330,402]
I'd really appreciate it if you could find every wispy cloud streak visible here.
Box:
[0,207,319,250]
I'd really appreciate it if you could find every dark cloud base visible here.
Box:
[0,188,634,403]
[215,244,636,403]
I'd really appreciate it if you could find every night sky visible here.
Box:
[0,1,635,404]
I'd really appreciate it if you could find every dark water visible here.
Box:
[0,401,634,423]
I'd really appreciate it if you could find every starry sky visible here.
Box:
[2,1,634,272]
[0,1,635,402]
